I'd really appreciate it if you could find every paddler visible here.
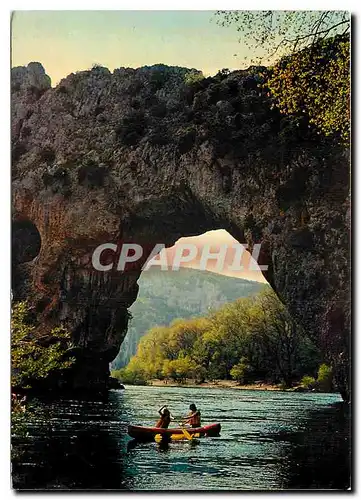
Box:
[183,403,201,428]
[155,405,174,429]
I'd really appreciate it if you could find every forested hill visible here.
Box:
[112,268,266,368]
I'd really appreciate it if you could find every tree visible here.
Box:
[164,356,197,383]
[166,318,200,358]
[184,70,205,86]
[11,302,75,389]
[127,326,168,379]
[215,11,350,63]
[317,363,334,392]
[253,289,305,387]
[111,366,148,385]
[267,35,350,142]
[230,357,252,384]
[300,375,317,390]
[120,288,321,386]
[215,11,350,143]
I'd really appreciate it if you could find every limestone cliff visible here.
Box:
[11,63,350,398]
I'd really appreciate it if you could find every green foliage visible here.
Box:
[299,365,333,392]
[215,12,350,144]
[120,288,321,387]
[162,356,197,383]
[300,375,317,389]
[184,70,205,86]
[317,363,333,392]
[112,268,264,369]
[214,68,231,81]
[267,36,350,143]
[11,302,75,389]
[111,366,148,385]
[230,357,252,384]
[148,68,169,91]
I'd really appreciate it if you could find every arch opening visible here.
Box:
[111,227,271,372]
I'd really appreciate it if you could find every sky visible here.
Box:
[153,230,266,283]
[11,11,248,85]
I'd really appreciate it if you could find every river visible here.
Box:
[12,385,351,491]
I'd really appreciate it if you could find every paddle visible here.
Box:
[176,423,193,440]
[177,417,193,441]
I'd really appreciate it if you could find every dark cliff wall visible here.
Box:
[11,63,350,397]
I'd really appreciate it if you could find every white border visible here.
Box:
[1,2,357,498]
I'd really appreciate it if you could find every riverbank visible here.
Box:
[149,379,283,391]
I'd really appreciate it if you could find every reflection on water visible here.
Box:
[12,386,350,490]
[283,402,351,489]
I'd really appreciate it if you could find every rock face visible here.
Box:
[11,63,350,398]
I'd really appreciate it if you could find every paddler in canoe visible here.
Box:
[127,402,221,442]
[155,405,174,429]
[155,405,194,442]
[182,403,201,428]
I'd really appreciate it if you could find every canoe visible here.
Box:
[128,422,221,441]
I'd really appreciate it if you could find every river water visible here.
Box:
[12,385,351,491]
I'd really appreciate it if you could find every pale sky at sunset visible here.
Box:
[154,230,267,283]
[11,10,248,86]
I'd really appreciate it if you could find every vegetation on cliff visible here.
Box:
[217,11,350,144]
[266,35,350,143]
[11,302,75,390]
[112,289,333,390]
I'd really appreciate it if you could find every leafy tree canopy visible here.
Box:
[112,289,330,389]
[11,302,75,389]
[267,35,350,143]
[215,10,350,144]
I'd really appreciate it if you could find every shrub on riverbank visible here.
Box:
[111,367,148,386]
[230,358,253,384]
[300,364,334,392]
[317,363,334,392]
[300,375,317,390]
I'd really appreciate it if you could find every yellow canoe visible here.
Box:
[155,433,200,442]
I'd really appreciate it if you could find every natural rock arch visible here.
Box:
[11,63,350,398]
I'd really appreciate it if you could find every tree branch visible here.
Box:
[290,19,350,51]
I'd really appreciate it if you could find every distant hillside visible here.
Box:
[112,267,266,369]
